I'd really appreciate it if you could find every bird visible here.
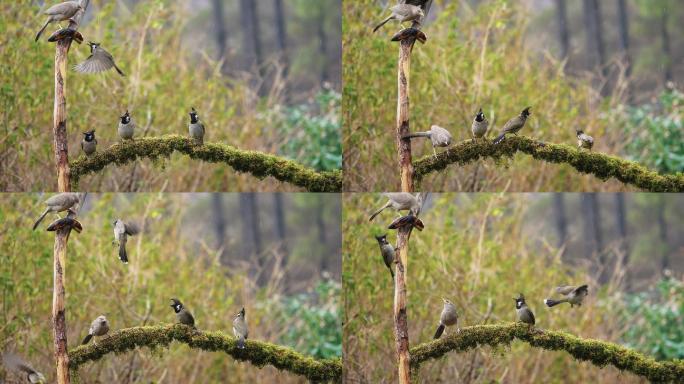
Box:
[117,110,135,141]
[170,298,195,327]
[576,130,594,151]
[47,27,83,44]
[369,193,421,221]
[544,285,589,308]
[35,1,82,42]
[403,125,452,158]
[493,107,531,145]
[188,107,205,145]
[403,0,433,27]
[390,28,427,44]
[2,353,46,383]
[471,108,489,139]
[388,214,424,231]
[81,130,97,156]
[46,217,83,233]
[74,42,125,76]
[373,4,424,33]
[113,219,139,264]
[32,193,80,231]
[375,234,395,280]
[514,294,535,328]
[232,307,249,349]
[82,315,110,344]
[434,298,459,339]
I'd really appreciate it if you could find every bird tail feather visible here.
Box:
[33,209,50,231]
[493,132,506,145]
[35,20,49,42]
[403,132,431,139]
[82,334,93,344]
[119,241,128,264]
[237,337,245,349]
[114,64,125,77]
[544,299,566,307]
[373,16,393,33]
[369,207,386,222]
[434,324,445,339]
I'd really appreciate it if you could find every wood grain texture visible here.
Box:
[396,38,416,193]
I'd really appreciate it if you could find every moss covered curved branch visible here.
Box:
[69,135,342,192]
[68,324,342,383]
[410,323,684,383]
[413,136,684,192]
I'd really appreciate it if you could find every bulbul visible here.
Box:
[576,130,594,151]
[514,294,535,328]
[188,107,205,145]
[81,130,97,156]
[544,284,589,308]
[82,315,110,344]
[373,4,424,33]
[113,219,139,264]
[369,193,421,221]
[74,42,125,76]
[35,1,82,42]
[471,108,489,139]
[403,125,452,158]
[46,217,83,233]
[118,110,135,141]
[2,353,46,383]
[388,214,424,231]
[434,298,459,339]
[170,298,195,327]
[232,307,249,349]
[375,234,395,280]
[493,107,531,145]
[32,192,80,231]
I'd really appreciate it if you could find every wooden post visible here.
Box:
[394,226,412,384]
[52,226,72,384]
[396,38,416,193]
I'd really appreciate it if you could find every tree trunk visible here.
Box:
[394,226,412,384]
[656,197,669,272]
[273,193,288,266]
[249,0,264,79]
[660,8,673,84]
[273,0,289,99]
[397,39,415,193]
[212,0,227,69]
[317,4,329,83]
[212,194,226,264]
[582,194,605,282]
[53,229,71,384]
[555,0,570,60]
[616,0,631,78]
[553,194,567,255]
[582,0,606,77]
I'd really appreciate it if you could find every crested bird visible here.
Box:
[74,42,125,76]
[188,107,205,145]
[514,294,535,328]
[170,298,195,327]
[81,130,97,156]
[232,307,249,349]
[117,110,135,141]
[493,107,531,145]
[544,285,589,308]
[471,108,489,139]
[375,234,395,280]
[576,130,594,151]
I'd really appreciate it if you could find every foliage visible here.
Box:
[620,278,684,361]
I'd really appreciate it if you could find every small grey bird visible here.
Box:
[471,108,489,139]
[74,42,125,76]
[514,294,535,328]
[232,307,249,349]
[375,234,395,280]
[81,130,97,156]
[576,130,594,151]
[32,193,80,231]
[188,107,205,145]
[369,193,421,221]
[82,315,110,344]
[35,1,83,42]
[544,285,589,308]
[171,298,195,327]
[118,110,135,141]
[2,353,46,383]
[373,4,424,33]
[493,107,531,145]
[403,125,452,158]
[113,219,139,264]
[434,298,459,339]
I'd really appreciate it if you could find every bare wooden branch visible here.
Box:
[394,226,412,384]
[396,38,416,193]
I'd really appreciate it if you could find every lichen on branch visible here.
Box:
[68,324,342,383]
[410,323,684,383]
[69,135,342,192]
[413,136,684,192]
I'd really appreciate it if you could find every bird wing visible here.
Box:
[74,52,116,74]
[45,2,79,16]
[573,285,589,295]
[501,117,522,133]
[555,285,576,295]
[2,353,39,375]
[124,222,140,236]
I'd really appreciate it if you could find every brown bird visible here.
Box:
[373,4,424,33]
[576,130,594,151]
[388,214,424,231]
[493,107,531,144]
[390,27,427,44]
[35,1,83,42]
[46,217,83,233]
[544,285,589,308]
[47,27,84,44]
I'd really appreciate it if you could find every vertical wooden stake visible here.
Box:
[52,229,71,384]
[396,38,415,193]
[53,39,72,192]
[394,226,412,384]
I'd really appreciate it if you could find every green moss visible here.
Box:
[69,135,343,192]
[409,323,684,383]
[68,324,342,383]
[413,136,684,192]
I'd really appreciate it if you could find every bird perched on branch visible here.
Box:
[170,298,195,328]
[82,315,110,344]
[403,125,452,158]
[375,234,396,280]
[369,193,421,221]
[47,217,83,233]
[514,294,535,328]
[232,307,249,349]
[81,130,97,156]
[113,219,139,264]
[2,353,45,383]
[471,108,489,140]
[544,285,589,308]
[493,107,531,145]
[47,27,84,44]
[373,4,424,33]
[434,298,459,339]
[576,130,594,151]
[35,1,83,42]
[118,110,135,141]
[32,193,80,231]
[402,0,433,29]
[74,42,125,76]
[388,214,424,231]
[188,107,205,145]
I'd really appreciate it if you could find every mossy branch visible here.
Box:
[69,135,342,192]
[413,136,684,192]
[410,323,684,383]
[68,324,342,383]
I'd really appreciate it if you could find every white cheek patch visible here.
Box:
[175,305,181,311]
